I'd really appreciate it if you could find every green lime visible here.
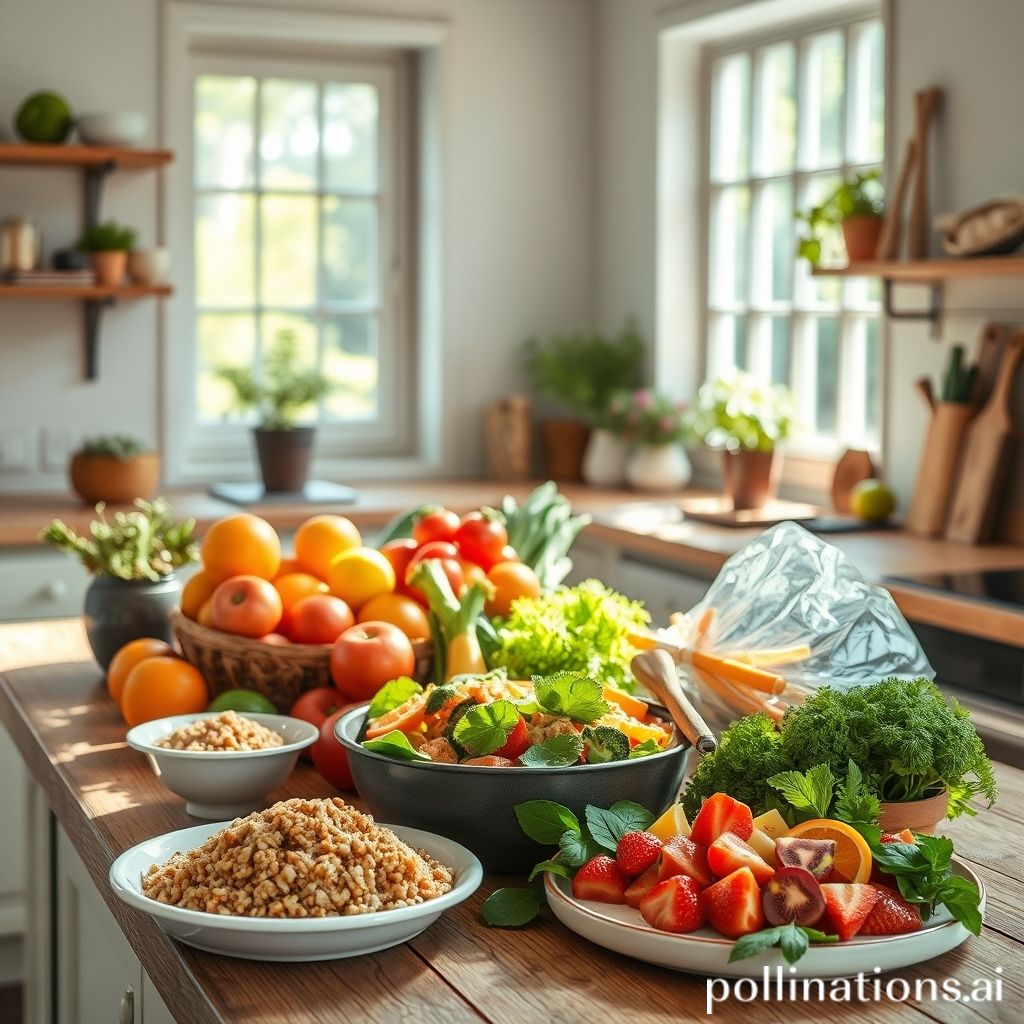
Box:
[208,689,278,714]
[16,91,73,144]
[850,478,896,522]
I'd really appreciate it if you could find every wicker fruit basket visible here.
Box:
[170,608,433,712]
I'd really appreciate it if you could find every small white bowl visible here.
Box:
[129,247,170,285]
[76,111,147,146]
[126,712,318,819]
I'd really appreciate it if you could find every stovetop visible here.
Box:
[886,568,1024,611]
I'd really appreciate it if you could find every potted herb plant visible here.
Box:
[797,170,885,266]
[523,321,644,482]
[608,389,692,493]
[690,373,794,510]
[217,330,332,493]
[69,433,159,505]
[41,498,197,669]
[77,219,137,286]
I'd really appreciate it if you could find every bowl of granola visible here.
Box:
[126,710,318,819]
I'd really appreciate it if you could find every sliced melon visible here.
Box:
[752,808,789,840]
[747,828,778,867]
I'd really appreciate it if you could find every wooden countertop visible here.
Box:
[2,619,1023,1024]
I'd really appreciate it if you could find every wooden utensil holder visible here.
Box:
[905,401,975,536]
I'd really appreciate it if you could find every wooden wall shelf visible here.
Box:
[0,142,172,170]
[0,284,172,301]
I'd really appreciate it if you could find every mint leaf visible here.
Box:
[629,738,661,759]
[528,859,572,882]
[936,877,983,935]
[481,887,540,927]
[510,695,541,716]
[767,763,836,818]
[728,924,837,965]
[585,801,655,851]
[915,834,954,873]
[778,921,809,965]
[835,759,882,825]
[520,733,584,768]
[362,730,430,762]
[533,672,609,724]
[368,677,423,720]
[728,926,784,963]
[452,699,520,756]
[514,800,580,846]
[558,829,601,869]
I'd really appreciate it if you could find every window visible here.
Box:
[704,17,884,453]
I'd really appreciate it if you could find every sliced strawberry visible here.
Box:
[859,885,922,936]
[494,715,531,760]
[624,865,661,909]
[689,793,754,848]
[708,832,775,885]
[639,875,706,934]
[616,831,662,878]
[820,883,880,941]
[702,866,765,938]
[658,835,714,887]
[571,855,628,905]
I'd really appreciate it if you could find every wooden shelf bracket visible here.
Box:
[83,296,115,380]
[882,279,944,338]
[83,159,117,227]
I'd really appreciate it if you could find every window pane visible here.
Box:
[708,314,748,376]
[261,195,317,307]
[323,197,377,302]
[770,317,791,386]
[752,180,793,305]
[710,54,750,183]
[754,43,796,175]
[196,314,257,421]
[812,316,840,435]
[195,76,255,189]
[323,316,379,420]
[260,79,319,189]
[848,21,885,164]
[261,313,319,423]
[709,186,750,307]
[195,194,254,306]
[864,317,880,444]
[324,84,379,190]
[800,31,844,170]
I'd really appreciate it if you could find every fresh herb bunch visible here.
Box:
[41,498,197,581]
[76,434,151,460]
[690,372,795,453]
[796,169,884,266]
[490,580,650,692]
[217,330,332,430]
[77,219,137,252]
[606,389,691,445]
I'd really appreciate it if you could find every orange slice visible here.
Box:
[785,818,873,883]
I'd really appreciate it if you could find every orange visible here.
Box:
[327,546,394,610]
[275,556,302,578]
[201,513,281,583]
[358,592,431,640]
[785,819,873,884]
[180,570,216,620]
[365,692,427,739]
[485,561,541,618]
[120,656,209,727]
[274,572,328,611]
[107,638,173,707]
[197,598,216,628]
[294,515,361,580]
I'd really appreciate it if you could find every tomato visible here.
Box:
[259,632,290,645]
[311,707,357,790]
[500,545,519,563]
[412,508,460,546]
[209,576,283,638]
[290,686,354,729]
[380,538,421,602]
[364,692,427,739]
[284,594,354,645]
[180,570,216,620]
[107,638,173,707]
[454,512,508,570]
[120,656,209,727]
[460,560,488,589]
[330,621,416,701]
[408,541,459,568]
[327,547,395,611]
[201,514,281,583]
[357,593,431,640]
[485,561,542,618]
[407,557,465,603]
[294,515,361,580]
[273,572,328,612]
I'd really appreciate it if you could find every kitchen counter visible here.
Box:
[2,618,1023,1024]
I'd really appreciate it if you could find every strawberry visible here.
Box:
[639,875,706,934]
[572,855,629,904]
[820,883,880,941]
[616,831,662,877]
[859,885,922,936]
[494,715,531,760]
[702,866,765,939]
[708,832,775,885]
[658,835,714,887]
[689,793,754,848]
[624,865,661,908]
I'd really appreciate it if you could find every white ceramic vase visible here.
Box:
[625,443,692,493]
[129,247,171,285]
[582,428,630,487]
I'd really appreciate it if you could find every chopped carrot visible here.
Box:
[602,684,649,722]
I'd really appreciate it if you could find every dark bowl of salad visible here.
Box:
[335,672,689,872]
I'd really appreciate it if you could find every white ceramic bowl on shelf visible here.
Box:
[76,111,147,146]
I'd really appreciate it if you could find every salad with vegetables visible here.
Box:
[360,669,674,768]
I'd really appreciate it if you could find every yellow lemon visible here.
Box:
[328,547,396,611]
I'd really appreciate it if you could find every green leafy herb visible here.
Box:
[520,733,584,768]
[767,763,836,819]
[452,700,520,756]
[481,888,541,927]
[514,800,581,846]
[528,860,572,882]
[533,672,609,724]
[629,739,661,759]
[729,922,838,965]
[558,829,602,869]
[361,730,431,762]
[834,759,882,825]
[585,801,655,852]
[368,677,423,720]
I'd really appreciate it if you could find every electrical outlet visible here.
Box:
[0,428,34,473]
[42,426,82,472]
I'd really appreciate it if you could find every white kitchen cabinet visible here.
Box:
[0,549,90,622]
[0,731,26,940]
[564,534,618,585]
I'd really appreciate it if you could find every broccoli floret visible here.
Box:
[583,726,630,764]
[443,699,477,758]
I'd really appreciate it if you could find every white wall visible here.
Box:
[0,0,596,491]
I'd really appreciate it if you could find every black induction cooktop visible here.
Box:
[886,568,1024,610]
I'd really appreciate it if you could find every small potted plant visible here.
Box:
[796,170,885,266]
[690,373,795,510]
[523,321,644,482]
[41,498,197,668]
[612,390,692,493]
[69,434,159,505]
[217,330,332,493]
[77,219,137,286]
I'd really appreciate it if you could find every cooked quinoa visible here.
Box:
[141,798,453,917]
[154,710,283,752]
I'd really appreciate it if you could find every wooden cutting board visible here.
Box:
[831,449,875,513]
[945,331,1024,543]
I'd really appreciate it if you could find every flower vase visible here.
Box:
[582,429,630,487]
[625,444,691,493]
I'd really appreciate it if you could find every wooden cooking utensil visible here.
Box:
[945,331,1024,543]
[875,138,917,259]
[914,377,936,411]
[831,449,876,513]
[907,88,942,258]
[972,323,1008,406]
[631,650,718,754]
[905,400,975,536]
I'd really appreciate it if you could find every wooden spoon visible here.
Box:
[632,649,718,755]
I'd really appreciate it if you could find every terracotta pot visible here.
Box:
[540,419,590,482]
[90,249,128,287]
[841,215,884,262]
[254,427,314,493]
[69,451,160,505]
[720,449,780,510]
[878,789,950,835]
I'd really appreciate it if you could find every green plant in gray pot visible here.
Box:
[41,498,198,669]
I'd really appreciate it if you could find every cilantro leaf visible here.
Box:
[767,763,836,819]
[481,887,541,927]
[514,800,580,846]
[629,738,661,759]
[558,829,602,869]
[452,700,520,756]
[528,859,572,882]
[368,677,423,720]
[585,801,655,851]
[533,672,609,724]
[729,923,837,965]
[361,730,431,762]
[520,733,584,768]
